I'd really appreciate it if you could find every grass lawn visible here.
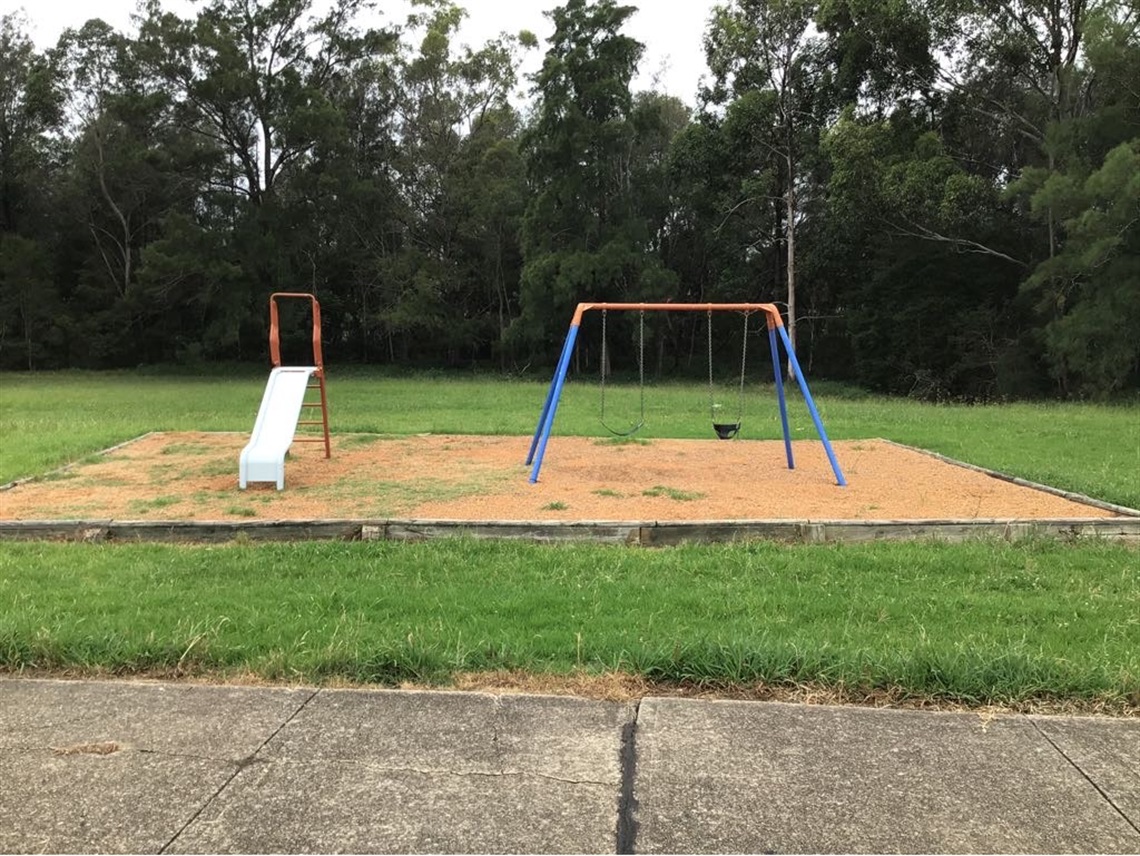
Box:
[1,369,1137,706]
[1,538,1136,709]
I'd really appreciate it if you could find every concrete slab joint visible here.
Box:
[616,699,641,854]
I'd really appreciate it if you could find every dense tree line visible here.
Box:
[1,0,1137,398]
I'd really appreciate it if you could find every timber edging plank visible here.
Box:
[381,519,642,544]
[1,517,1137,544]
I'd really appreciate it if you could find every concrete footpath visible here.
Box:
[1,679,1137,854]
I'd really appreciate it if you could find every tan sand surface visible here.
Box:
[0,432,1119,522]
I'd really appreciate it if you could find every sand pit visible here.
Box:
[0,432,1125,523]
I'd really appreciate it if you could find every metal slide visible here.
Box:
[239,366,319,490]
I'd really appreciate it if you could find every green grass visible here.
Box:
[642,485,705,502]
[126,496,182,515]
[1,370,1137,508]
[0,539,1135,706]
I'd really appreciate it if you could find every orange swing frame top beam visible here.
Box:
[571,302,785,327]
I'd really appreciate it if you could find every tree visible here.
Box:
[814,0,938,114]
[1021,141,1140,395]
[1010,8,1140,395]
[0,13,63,235]
[704,0,820,376]
[516,0,678,358]
[0,233,58,369]
[0,14,65,369]
[139,0,393,205]
[378,1,533,364]
[135,0,398,359]
[938,0,1117,262]
[817,110,1032,397]
[52,18,224,365]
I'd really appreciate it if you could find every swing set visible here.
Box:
[598,307,749,440]
[526,302,846,486]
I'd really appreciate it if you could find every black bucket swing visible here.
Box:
[708,310,750,440]
[599,309,646,436]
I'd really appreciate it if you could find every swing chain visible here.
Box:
[601,308,608,415]
[600,309,645,436]
[707,310,715,418]
[737,311,749,424]
[708,310,749,436]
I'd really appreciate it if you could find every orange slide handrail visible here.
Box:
[571,302,784,328]
[269,292,324,370]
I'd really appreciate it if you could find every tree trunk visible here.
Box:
[21,291,33,371]
[785,152,797,381]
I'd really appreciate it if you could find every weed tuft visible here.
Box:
[127,496,181,515]
[594,436,650,447]
[642,485,705,501]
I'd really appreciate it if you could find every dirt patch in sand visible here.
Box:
[0,432,1122,522]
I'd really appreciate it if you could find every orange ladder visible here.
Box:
[268,292,331,458]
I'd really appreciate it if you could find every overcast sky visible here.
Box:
[5,0,720,105]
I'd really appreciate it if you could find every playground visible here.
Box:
[1,293,1135,536]
[2,333,1137,706]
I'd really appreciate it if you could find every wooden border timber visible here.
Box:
[0,516,1137,544]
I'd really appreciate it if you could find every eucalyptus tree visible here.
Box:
[0,14,65,368]
[819,110,1032,397]
[516,0,679,358]
[1009,6,1140,394]
[50,17,230,364]
[381,0,534,364]
[703,0,821,371]
[138,0,394,205]
[0,14,64,236]
[134,0,398,359]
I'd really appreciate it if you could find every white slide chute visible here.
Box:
[239,367,318,490]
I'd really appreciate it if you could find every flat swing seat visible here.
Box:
[713,422,741,440]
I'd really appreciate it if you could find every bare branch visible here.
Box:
[886,219,1029,267]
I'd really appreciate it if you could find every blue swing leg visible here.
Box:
[775,325,846,487]
[768,326,794,470]
[527,322,580,483]
[526,328,576,467]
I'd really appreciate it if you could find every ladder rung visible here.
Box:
[297,420,325,425]
[301,402,322,407]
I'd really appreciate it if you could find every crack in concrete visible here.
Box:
[616,699,641,855]
[156,687,320,854]
[136,747,266,765]
[11,744,270,766]
[490,694,504,775]
[1027,717,1140,838]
